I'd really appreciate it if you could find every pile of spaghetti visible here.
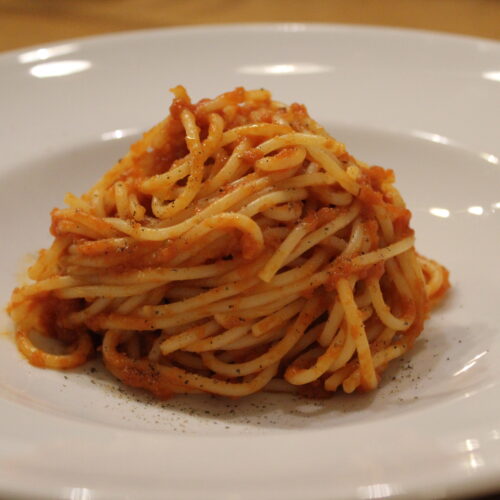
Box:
[8,87,449,398]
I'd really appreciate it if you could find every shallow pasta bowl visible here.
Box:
[0,24,499,500]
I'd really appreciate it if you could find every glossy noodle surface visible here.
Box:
[8,87,450,398]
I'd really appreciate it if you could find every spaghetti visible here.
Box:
[7,87,449,398]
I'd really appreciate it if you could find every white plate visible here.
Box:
[0,24,499,500]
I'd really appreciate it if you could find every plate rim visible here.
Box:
[1,21,499,63]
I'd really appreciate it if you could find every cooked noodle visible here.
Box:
[7,86,450,398]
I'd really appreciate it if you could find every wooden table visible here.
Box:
[0,0,499,53]
[1,1,499,499]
